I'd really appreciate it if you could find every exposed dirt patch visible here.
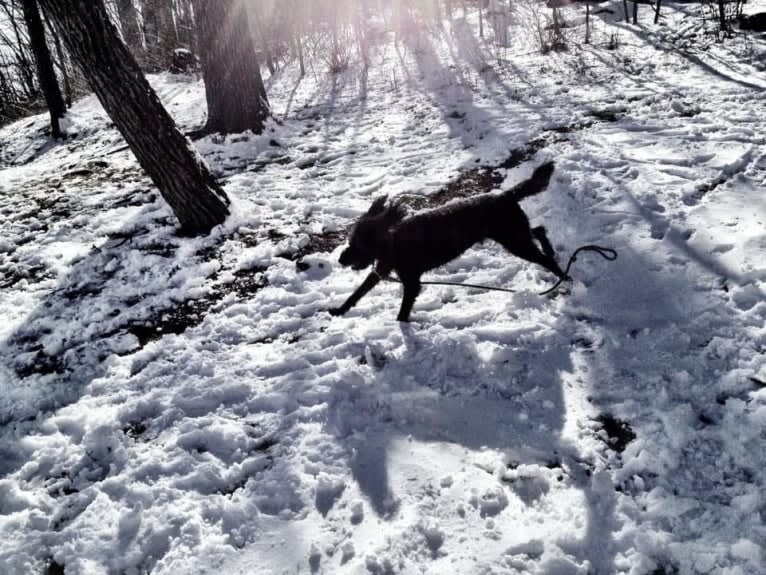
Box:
[595,414,636,454]
[0,261,54,289]
[588,109,624,123]
[123,421,148,440]
[124,266,268,348]
[9,255,268,378]
[405,138,548,211]
[14,349,66,379]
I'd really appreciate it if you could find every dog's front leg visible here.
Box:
[396,279,421,322]
[329,271,382,317]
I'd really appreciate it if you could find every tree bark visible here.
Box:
[194,0,269,135]
[21,0,66,138]
[38,0,230,235]
[717,0,727,32]
[174,0,195,50]
[142,0,176,70]
[116,0,144,59]
[250,0,276,75]
[42,13,73,108]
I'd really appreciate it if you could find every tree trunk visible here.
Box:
[175,0,195,50]
[142,0,176,70]
[251,1,276,75]
[22,0,66,138]
[194,0,270,135]
[116,0,144,59]
[38,0,230,235]
[654,0,662,24]
[294,11,305,77]
[43,14,73,108]
[717,0,727,32]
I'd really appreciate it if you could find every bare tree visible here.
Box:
[251,0,276,75]
[194,0,270,135]
[0,1,37,96]
[43,14,72,107]
[290,0,306,77]
[142,0,176,70]
[21,0,65,137]
[38,0,230,234]
[174,0,195,50]
[116,0,144,59]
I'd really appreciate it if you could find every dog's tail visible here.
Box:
[508,161,555,201]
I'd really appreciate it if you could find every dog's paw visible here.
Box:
[328,307,346,317]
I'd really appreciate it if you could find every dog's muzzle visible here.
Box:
[338,247,370,270]
[338,248,352,267]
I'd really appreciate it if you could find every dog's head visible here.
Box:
[339,195,405,270]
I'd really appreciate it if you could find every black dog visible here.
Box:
[330,161,569,322]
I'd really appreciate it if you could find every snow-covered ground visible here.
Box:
[1,3,765,574]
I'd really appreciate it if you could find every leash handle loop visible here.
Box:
[538,245,617,296]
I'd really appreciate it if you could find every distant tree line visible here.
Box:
[0,0,758,235]
[3,0,756,131]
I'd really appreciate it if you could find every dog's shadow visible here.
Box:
[324,320,580,513]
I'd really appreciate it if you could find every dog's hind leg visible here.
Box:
[532,226,557,260]
[497,234,570,281]
[396,277,422,322]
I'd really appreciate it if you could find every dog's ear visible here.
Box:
[366,195,388,216]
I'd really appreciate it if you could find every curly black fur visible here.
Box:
[331,161,568,322]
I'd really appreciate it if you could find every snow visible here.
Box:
[1,2,766,574]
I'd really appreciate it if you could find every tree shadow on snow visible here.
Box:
[0,189,223,479]
[609,18,766,92]
[398,23,500,150]
[539,180,764,571]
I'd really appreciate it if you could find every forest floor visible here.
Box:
[1,2,765,574]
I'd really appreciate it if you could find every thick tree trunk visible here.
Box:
[43,14,73,108]
[175,0,195,50]
[116,0,144,59]
[38,0,230,235]
[194,0,269,135]
[22,0,66,138]
[250,1,276,75]
[142,0,176,70]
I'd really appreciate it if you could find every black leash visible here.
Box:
[537,245,617,296]
[379,245,617,296]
